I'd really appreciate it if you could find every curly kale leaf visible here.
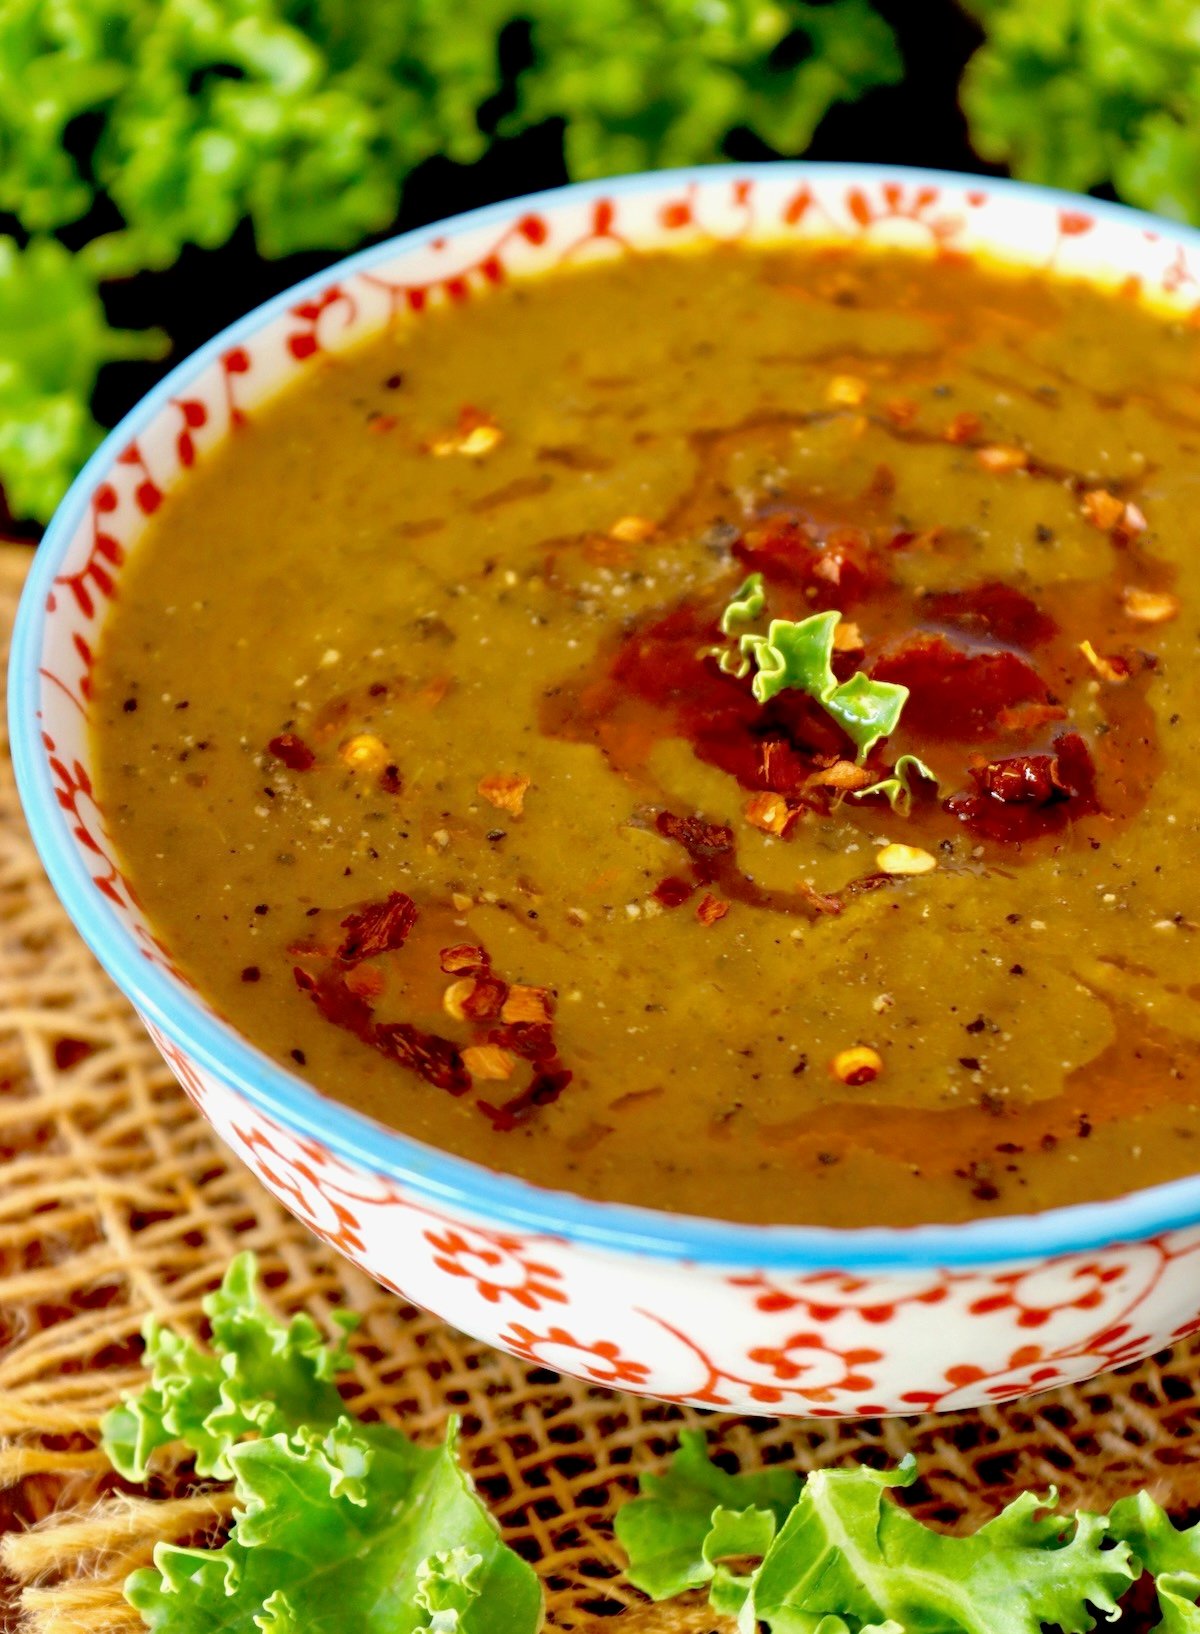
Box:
[1109,1492,1200,1632]
[0,0,509,271]
[0,235,162,521]
[962,0,1200,224]
[0,0,900,271]
[101,1250,357,1481]
[615,1427,802,1602]
[512,0,902,177]
[126,1418,540,1634]
[619,1437,1138,1634]
[105,1254,540,1634]
[741,609,909,760]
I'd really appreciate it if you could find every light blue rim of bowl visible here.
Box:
[13,161,1200,1273]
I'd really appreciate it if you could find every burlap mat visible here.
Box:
[0,543,1197,1633]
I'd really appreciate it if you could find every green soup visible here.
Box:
[92,244,1200,1227]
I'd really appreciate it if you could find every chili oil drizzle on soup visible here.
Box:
[92,245,1200,1229]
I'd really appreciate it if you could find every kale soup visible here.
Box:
[92,244,1200,1229]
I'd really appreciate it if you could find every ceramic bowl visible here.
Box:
[13,163,1200,1417]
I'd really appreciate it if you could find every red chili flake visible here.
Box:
[758,737,810,795]
[336,891,418,964]
[997,701,1069,735]
[479,1067,574,1131]
[488,1022,558,1061]
[921,582,1057,649]
[696,893,729,926]
[796,879,843,916]
[841,872,902,898]
[440,943,490,974]
[461,973,509,1022]
[655,810,734,859]
[652,876,695,908]
[53,1036,94,1071]
[345,963,385,999]
[294,966,375,1040]
[375,1022,471,1094]
[884,398,918,427]
[972,754,1064,806]
[379,763,403,795]
[267,732,316,771]
[733,520,887,610]
[240,965,261,983]
[872,634,1050,740]
[1052,731,1098,805]
[947,733,1097,841]
[944,410,981,444]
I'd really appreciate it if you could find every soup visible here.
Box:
[92,243,1200,1228]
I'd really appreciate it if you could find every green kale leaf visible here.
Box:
[614,1428,802,1602]
[0,235,162,521]
[126,1418,540,1634]
[741,609,909,760]
[751,1458,1134,1634]
[961,0,1200,225]
[0,0,900,270]
[851,753,939,815]
[618,1437,1138,1634]
[1109,1492,1200,1633]
[510,0,901,178]
[101,1250,356,1480]
[106,1254,541,1634]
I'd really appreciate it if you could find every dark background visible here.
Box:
[93,0,988,434]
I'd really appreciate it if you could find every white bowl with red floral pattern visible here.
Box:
[14,164,1200,1417]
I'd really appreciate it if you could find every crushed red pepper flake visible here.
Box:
[1081,488,1126,531]
[502,985,554,1024]
[972,753,1065,806]
[479,1067,574,1131]
[344,964,385,999]
[796,879,843,916]
[883,396,918,427]
[478,772,531,816]
[336,891,418,965]
[744,792,799,836]
[440,943,490,974]
[921,582,1057,649]
[462,1045,515,1081]
[267,732,315,771]
[655,810,735,858]
[652,876,695,908]
[997,701,1069,735]
[1079,639,1132,684]
[696,892,729,926]
[462,973,509,1021]
[944,410,981,443]
[948,732,1097,840]
[488,1022,557,1061]
[375,1022,471,1093]
[805,759,873,793]
[1122,586,1179,624]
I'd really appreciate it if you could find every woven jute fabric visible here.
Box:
[0,542,1199,1634]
